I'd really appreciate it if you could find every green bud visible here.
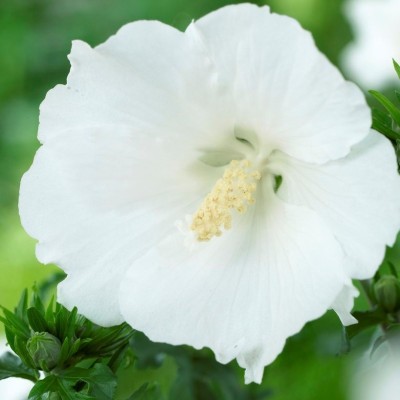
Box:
[374,275,400,313]
[27,332,62,371]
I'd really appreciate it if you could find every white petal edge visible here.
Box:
[19,125,211,326]
[119,183,346,383]
[191,3,371,164]
[39,21,234,151]
[331,282,359,326]
[274,131,400,280]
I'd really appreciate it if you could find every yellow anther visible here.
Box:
[190,160,261,241]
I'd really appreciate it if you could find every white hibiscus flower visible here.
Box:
[342,0,400,88]
[19,4,400,383]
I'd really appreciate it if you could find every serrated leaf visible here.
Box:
[62,364,117,400]
[370,90,400,127]
[54,379,79,400]
[0,351,38,382]
[29,375,89,400]
[29,375,58,399]
[27,307,49,333]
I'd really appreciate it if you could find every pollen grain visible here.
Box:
[190,159,261,241]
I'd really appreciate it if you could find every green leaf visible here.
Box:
[0,351,38,382]
[393,59,400,80]
[58,337,71,367]
[31,289,46,317]
[55,306,70,340]
[27,307,49,333]
[370,90,400,127]
[1,306,31,339]
[81,324,133,357]
[62,363,117,400]
[15,289,29,322]
[371,108,400,140]
[345,309,387,340]
[29,375,91,400]
[14,336,36,370]
[29,375,58,399]
[127,383,162,400]
[44,297,56,333]
[64,307,78,340]
[4,326,16,354]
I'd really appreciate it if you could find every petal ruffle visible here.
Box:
[191,4,370,164]
[119,186,346,383]
[275,132,400,280]
[19,125,209,326]
[39,21,234,150]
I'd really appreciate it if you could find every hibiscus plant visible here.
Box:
[1,4,400,400]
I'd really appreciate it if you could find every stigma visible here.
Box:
[191,159,261,241]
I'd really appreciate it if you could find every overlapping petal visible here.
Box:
[120,184,346,383]
[39,21,234,151]
[20,125,214,326]
[192,4,371,163]
[274,132,400,280]
[18,3,400,385]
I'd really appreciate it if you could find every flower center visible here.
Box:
[190,159,261,241]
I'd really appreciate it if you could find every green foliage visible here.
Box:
[0,2,399,399]
[343,270,400,357]
[370,60,400,167]
[373,275,400,313]
[121,333,270,400]
[0,286,274,400]
[0,350,38,382]
[0,288,132,399]
[27,332,62,371]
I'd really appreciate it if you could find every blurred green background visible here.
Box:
[0,0,399,399]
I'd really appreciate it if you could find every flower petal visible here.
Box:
[275,131,400,280]
[19,125,209,326]
[191,4,370,163]
[119,186,346,383]
[331,282,359,326]
[39,21,233,149]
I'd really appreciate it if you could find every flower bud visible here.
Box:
[374,275,400,313]
[27,332,62,370]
